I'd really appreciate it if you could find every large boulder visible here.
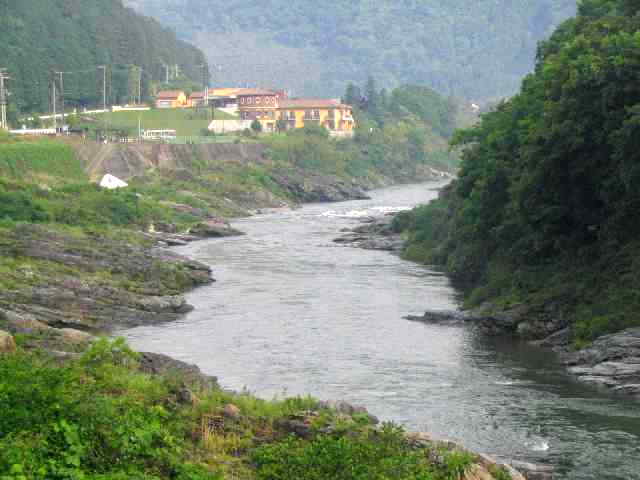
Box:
[138,352,218,390]
[189,220,245,238]
[59,328,94,345]
[0,309,50,334]
[0,330,16,354]
[223,403,241,419]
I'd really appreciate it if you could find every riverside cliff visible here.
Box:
[390,0,640,400]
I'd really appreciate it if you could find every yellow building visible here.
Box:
[236,89,282,132]
[155,90,188,109]
[277,99,355,136]
[236,91,356,135]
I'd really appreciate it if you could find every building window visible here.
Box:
[313,110,320,119]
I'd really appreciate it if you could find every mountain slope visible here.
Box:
[125,0,576,100]
[0,0,207,114]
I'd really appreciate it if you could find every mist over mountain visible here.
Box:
[124,0,576,101]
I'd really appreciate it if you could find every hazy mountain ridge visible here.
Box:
[124,0,576,100]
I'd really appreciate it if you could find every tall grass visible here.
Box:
[0,140,86,183]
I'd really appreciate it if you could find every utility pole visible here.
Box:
[51,71,57,131]
[98,65,107,112]
[57,71,65,131]
[138,66,142,104]
[199,63,209,118]
[163,64,169,84]
[97,65,107,139]
[0,69,9,130]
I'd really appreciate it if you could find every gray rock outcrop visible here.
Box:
[138,351,218,390]
[0,224,213,334]
[189,220,245,238]
[404,310,470,326]
[333,214,405,252]
[564,327,640,398]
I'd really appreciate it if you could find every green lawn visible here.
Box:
[87,108,237,136]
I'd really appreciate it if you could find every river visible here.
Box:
[121,182,640,480]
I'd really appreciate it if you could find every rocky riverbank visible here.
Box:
[404,306,640,400]
[332,211,640,402]
[0,212,554,479]
[0,223,213,352]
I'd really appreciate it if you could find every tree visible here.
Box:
[343,83,361,107]
[250,119,263,133]
[364,75,380,117]
[276,118,288,132]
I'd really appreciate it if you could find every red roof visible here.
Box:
[189,91,206,99]
[156,90,184,99]
[278,98,345,109]
[236,88,278,96]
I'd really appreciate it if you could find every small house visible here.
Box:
[188,91,207,108]
[155,90,187,109]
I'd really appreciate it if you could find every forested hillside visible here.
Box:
[124,0,576,101]
[396,0,640,345]
[0,0,206,115]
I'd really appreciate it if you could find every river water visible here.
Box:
[122,182,640,480]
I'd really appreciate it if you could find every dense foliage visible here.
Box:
[125,0,575,100]
[265,82,458,179]
[397,0,640,343]
[252,425,476,480]
[0,0,206,116]
[0,339,480,480]
[0,339,215,480]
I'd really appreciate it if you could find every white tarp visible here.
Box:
[99,174,128,189]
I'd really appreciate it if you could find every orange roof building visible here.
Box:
[155,90,188,109]
[276,98,355,135]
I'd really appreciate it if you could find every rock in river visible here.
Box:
[190,219,245,238]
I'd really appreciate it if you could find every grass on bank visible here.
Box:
[0,338,481,480]
[0,137,86,185]
[85,108,237,137]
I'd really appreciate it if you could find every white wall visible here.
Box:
[208,119,252,134]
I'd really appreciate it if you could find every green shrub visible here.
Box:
[0,190,49,222]
[252,423,435,480]
[0,340,219,479]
